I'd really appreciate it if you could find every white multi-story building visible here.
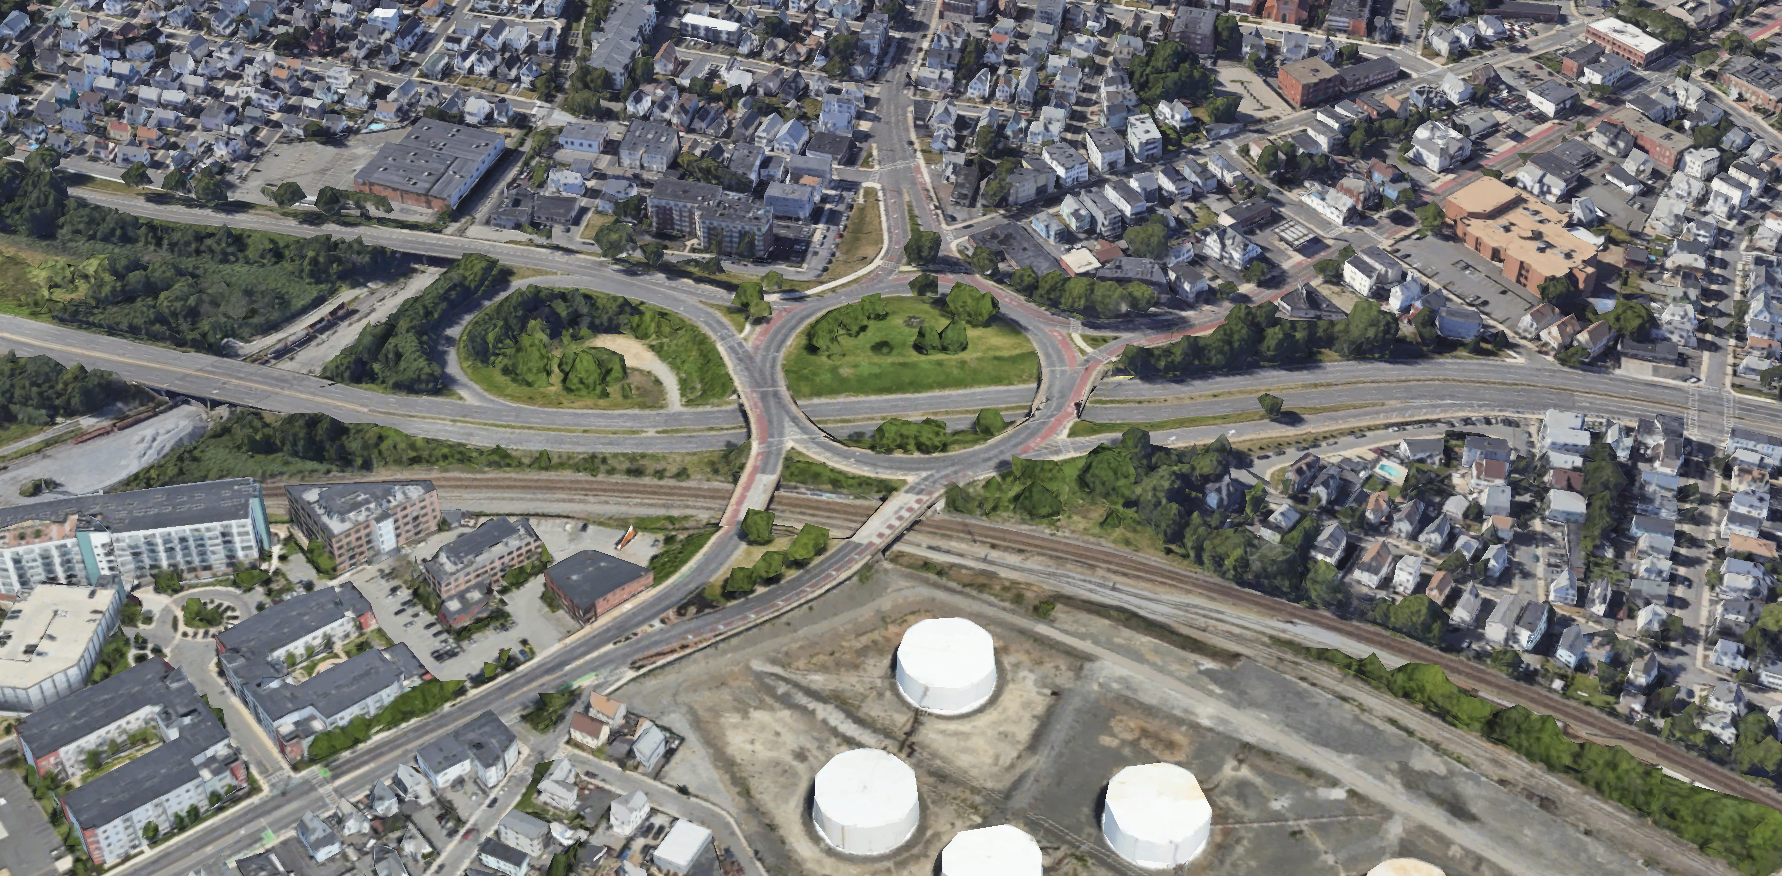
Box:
[0,479,270,595]
[17,660,246,866]
[416,710,519,790]
[1410,121,1471,172]
[0,581,124,711]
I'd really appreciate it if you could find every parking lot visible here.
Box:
[345,517,663,680]
[1392,233,1539,328]
[242,127,410,208]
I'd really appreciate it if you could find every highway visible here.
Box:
[23,8,1782,876]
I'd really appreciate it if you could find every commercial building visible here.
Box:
[652,820,714,875]
[284,482,440,573]
[353,119,506,210]
[1278,57,1343,108]
[424,517,543,628]
[1585,17,1668,67]
[415,709,519,790]
[1723,55,1782,113]
[18,660,246,866]
[542,549,653,625]
[1340,57,1401,92]
[0,580,124,711]
[1443,177,1599,296]
[0,479,271,594]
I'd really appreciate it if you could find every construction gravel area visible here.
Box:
[0,403,210,503]
[615,568,1657,876]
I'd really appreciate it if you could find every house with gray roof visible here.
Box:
[416,710,518,790]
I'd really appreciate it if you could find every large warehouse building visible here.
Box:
[354,119,507,210]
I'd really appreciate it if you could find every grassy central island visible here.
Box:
[782,295,1039,398]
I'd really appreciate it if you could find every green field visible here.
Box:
[782,296,1039,398]
[456,340,668,409]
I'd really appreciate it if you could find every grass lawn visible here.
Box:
[700,300,748,333]
[819,188,883,283]
[783,296,1040,398]
[456,339,669,410]
[578,212,616,241]
[781,449,905,498]
[1069,401,1381,438]
[1079,334,1119,348]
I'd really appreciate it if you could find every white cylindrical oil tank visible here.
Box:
[939,825,1042,876]
[1101,763,1213,869]
[895,617,997,715]
[812,749,920,856]
[1368,860,1445,876]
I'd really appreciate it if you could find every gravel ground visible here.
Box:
[0,403,210,504]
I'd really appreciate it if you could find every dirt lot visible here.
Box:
[615,568,1657,876]
[241,128,408,208]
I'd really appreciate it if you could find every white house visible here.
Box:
[1410,121,1471,172]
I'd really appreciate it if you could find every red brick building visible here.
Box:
[1584,17,1668,68]
[542,549,654,626]
[1278,58,1343,108]
[285,481,441,573]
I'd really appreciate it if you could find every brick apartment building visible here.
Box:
[1279,58,1344,108]
[1723,55,1782,113]
[1443,177,1599,296]
[285,481,441,573]
[542,550,654,625]
[1585,17,1668,67]
[1603,107,1690,169]
[424,517,544,621]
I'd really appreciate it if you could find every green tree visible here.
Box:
[1257,393,1284,418]
[1010,266,1039,293]
[969,246,1000,277]
[1539,273,1578,305]
[909,273,939,296]
[1603,298,1656,339]
[315,185,343,215]
[559,347,627,396]
[974,407,1007,436]
[122,162,150,188]
[741,509,775,545]
[904,230,942,266]
[594,222,635,259]
[1241,260,1270,284]
[1123,217,1169,260]
[1416,202,1446,234]
[785,523,830,564]
[190,170,227,205]
[640,242,666,268]
[265,181,306,208]
[944,282,1000,326]
[141,822,159,843]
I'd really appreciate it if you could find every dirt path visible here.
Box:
[590,334,682,410]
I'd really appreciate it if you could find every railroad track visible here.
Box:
[268,473,1779,811]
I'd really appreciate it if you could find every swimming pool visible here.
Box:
[1374,461,1408,481]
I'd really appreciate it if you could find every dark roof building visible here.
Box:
[803,131,853,164]
[20,660,244,865]
[1095,257,1168,289]
[544,550,653,625]
[423,517,544,613]
[353,119,506,210]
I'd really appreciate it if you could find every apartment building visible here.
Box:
[415,710,519,790]
[423,517,543,616]
[649,178,719,238]
[217,585,377,691]
[18,660,246,866]
[239,645,429,761]
[0,479,271,595]
[284,481,440,573]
